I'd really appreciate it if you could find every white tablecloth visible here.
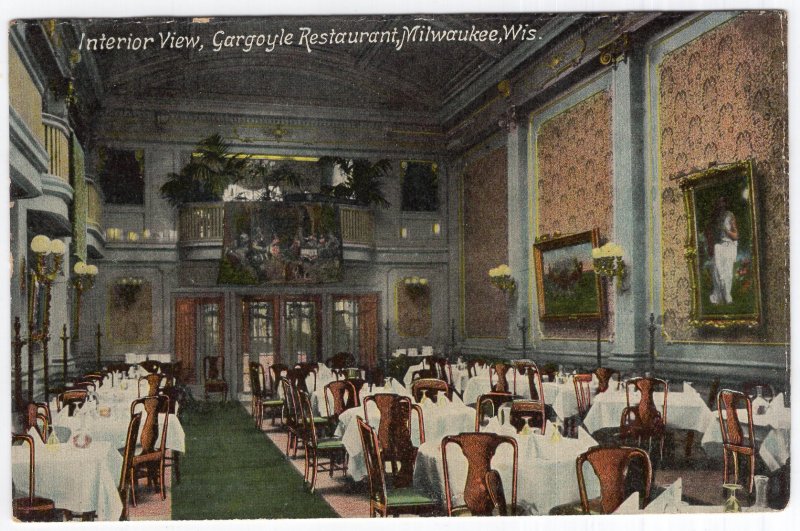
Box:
[412,420,601,515]
[462,374,584,420]
[582,387,714,434]
[402,363,472,395]
[124,353,171,364]
[700,403,790,472]
[336,394,475,481]
[312,377,409,416]
[12,437,123,520]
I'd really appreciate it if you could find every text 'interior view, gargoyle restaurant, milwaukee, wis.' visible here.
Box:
[5,7,791,523]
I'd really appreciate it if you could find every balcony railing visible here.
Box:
[176,202,375,247]
[340,206,375,245]
[43,123,69,183]
[178,203,225,243]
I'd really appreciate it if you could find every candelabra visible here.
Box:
[592,242,627,289]
[27,235,65,401]
[71,261,99,340]
[489,264,516,294]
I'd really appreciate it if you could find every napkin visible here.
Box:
[408,348,419,357]
[613,492,641,514]
[683,382,699,395]
[770,393,785,410]
[421,346,433,357]
[645,478,682,513]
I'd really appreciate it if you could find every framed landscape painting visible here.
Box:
[533,229,604,321]
[679,160,762,328]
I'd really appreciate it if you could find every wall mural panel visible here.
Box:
[536,89,614,339]
[658,12,788,343]
[396,281,432,338]
[462,148,508,338]
[108,280,153,344]
[219,202,342,284]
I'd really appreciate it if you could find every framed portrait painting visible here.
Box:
[679,160,762,328]
[533,229,604,321]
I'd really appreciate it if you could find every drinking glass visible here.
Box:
[753,475,769,509]
[723,483,742,513]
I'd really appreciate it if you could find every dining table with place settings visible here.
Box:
[412,418,602,515]
[11,432,124,520]
[581,382,715,435]
[336,390,476,482]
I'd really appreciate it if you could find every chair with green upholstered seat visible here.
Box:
[249,362,284,429]
[356,416,438,517]
[297,390,347,492]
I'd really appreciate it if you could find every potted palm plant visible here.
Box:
[318,157,391,208]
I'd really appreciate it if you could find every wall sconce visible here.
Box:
[489,264,516,294]
[30,235,65,282]
[592,242,627,289]
[71,261,99,339]
[400,227,408,239]
[402,276,429,297]
[432,223,441,236]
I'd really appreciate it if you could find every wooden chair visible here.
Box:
[297,390,347,492]
[576,445,652,514]
[129,395,170,504]
[573,374,594,418]
[56,389,88,416]
[489,362,511,393]
[411,378,452,403]
[11,434,59,522]
[467,358,487,378]
[24,402,51,442]
[430,357,454,385]
[138,360,162,375]
[72,381,97,393]
[357,417,437,517]
[512,360,537,395]
[474,392,514,431]
[280,377,302,456]
[249,362,284,429]
[594,367,621,393]
[717,389,756,493]
[138,373,163,398]
[203,356,228,401]
[509,400,546,434]
[411,368,437,382]
[363,393,425,488]
[324,380,358,423]
[294,363,319,391]
[526,365,545,402]
[442,432,518,516]
[82,373,104,388]
[620,377,668,459]
[119,412,143,520]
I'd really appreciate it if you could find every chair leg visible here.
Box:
[748,454,755,493]
[732,452,740,485]
[722,449,729,484]
[174,452,181,484]
[310,449,318,493]
[160,461,166,500]
[130,474,137,507]
[303,447,310,486]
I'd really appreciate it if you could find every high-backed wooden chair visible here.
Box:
[11,434,59,522]
[594,367,621,393]
[324,380,358,423]
[526,365,545,402]
[129,395,170,504]
[509,400,546,434]
[119,412,143,520]
[294,363,319,391]
[25,402,51,443]
[138,373,163,398]
[411,368,437,382]
[442,432,518,516]
[357,417,437,517]
[717,389,756,493]
[573,374,594,418]
[56,389,88,416]
[576,445,652,514]
[280,377,302,456]
[297,390,347,492]
[474,392,514,431]
[269,363,288,395]
[249,362,284,429]
[363,393,424,488]
[620,377,668,459]
[467,359,488,378]
[72,381,96,393]
[138,360,162,375]
[411,378,452,403]
[203,356,228,401]
[490,363,511,393]
[430,357,454,385]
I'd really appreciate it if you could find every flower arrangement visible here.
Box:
[489,264,516,293]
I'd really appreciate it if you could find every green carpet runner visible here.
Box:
[171,401,338,520]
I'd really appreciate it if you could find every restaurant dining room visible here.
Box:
[4,7,793,525]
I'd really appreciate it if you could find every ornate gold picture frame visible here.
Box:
[679,160,762,328]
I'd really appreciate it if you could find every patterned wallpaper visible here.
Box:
[659,13,788,343]
[462,148,509,338]
[536,90,614,339]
